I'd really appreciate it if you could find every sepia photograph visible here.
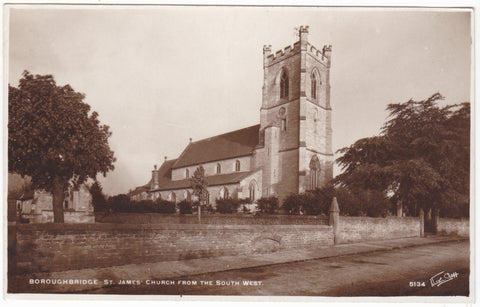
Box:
[4,3,473,303]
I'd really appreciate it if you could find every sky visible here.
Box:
[7,5,472,196]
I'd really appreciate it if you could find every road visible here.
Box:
[95,240,469,296]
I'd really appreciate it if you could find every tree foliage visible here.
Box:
[335,93,470,217]
[282,184,334,215]
[89,180,108,212]
[189,166,208,205]
[256,197,279,214]
[9,71,116,222]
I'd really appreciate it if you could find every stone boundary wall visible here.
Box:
[9,223,333,273]
[337,216,420,244]
[437,218,469,237]
[95,213,329,225]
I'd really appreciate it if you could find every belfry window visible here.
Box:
[311,72,317,99]
[280,70,289,98]
[185,169,189,178]
[216,163,221,174]
[235,160,241,172]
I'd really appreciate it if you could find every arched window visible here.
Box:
[220,187,229,199]
[311,72,317,99]
[280,70,289,98]
[216,163,221,174]
[235,160,241,172]
[169,192,176,203]
[185,169,189,178]
[309,156,321,190]
[249,180,257,201]
[184,190,191,202]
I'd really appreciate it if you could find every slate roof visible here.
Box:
[128,183,150,197]
[157,159,178,185]
[172,124,260,169]
[152,171,256,192]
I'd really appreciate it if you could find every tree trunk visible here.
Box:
[52,176,65,223]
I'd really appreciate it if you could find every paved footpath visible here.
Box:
[9,235,467,294]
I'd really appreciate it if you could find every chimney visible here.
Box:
[164,156,167,161]
[151,164,159,190]
[189,137,192,143]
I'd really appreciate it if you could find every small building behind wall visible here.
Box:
[18,184,94,223]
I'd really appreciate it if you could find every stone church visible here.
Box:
[130,26,333,206]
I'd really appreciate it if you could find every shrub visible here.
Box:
[108,195,177,214]
[256,196,279,214]
[282,193,311,215]
[178,200,193,214]
[306,184,335,215]
[336,187,393,217]
[153,199,176,214]
[215,198,240,214]
[108,194,132,212]
[282,185,334,215]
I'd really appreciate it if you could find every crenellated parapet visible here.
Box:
[263,42,300,66]
[306,43,332,66]
[263,25,331,67]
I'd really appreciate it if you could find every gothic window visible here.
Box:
[309,156,321,190]
[220,187,229,199]
[216,163,221,174]
[249,180,257,201]
[280,70,289,99]
[311,72,317,99]
[235,160,241,172]
[185,169,189,178]
[169,192,176,203]
[184,190,191,202]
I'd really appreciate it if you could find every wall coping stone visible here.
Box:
[10,223,332,232]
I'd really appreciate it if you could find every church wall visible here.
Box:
[302,149,334,191]
[304,101,332,155]
[155,184,241,207]
[276,149,299,202]
[171,156,252,181]
[261,100,300,151]
[238,170,263,201]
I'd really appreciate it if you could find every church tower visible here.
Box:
[256,26,333,201]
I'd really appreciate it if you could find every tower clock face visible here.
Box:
[279,107,286,116]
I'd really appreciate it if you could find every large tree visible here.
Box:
[335,93,470,217]
[9,71,116,222]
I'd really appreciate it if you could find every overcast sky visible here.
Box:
[7,5,472,196]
